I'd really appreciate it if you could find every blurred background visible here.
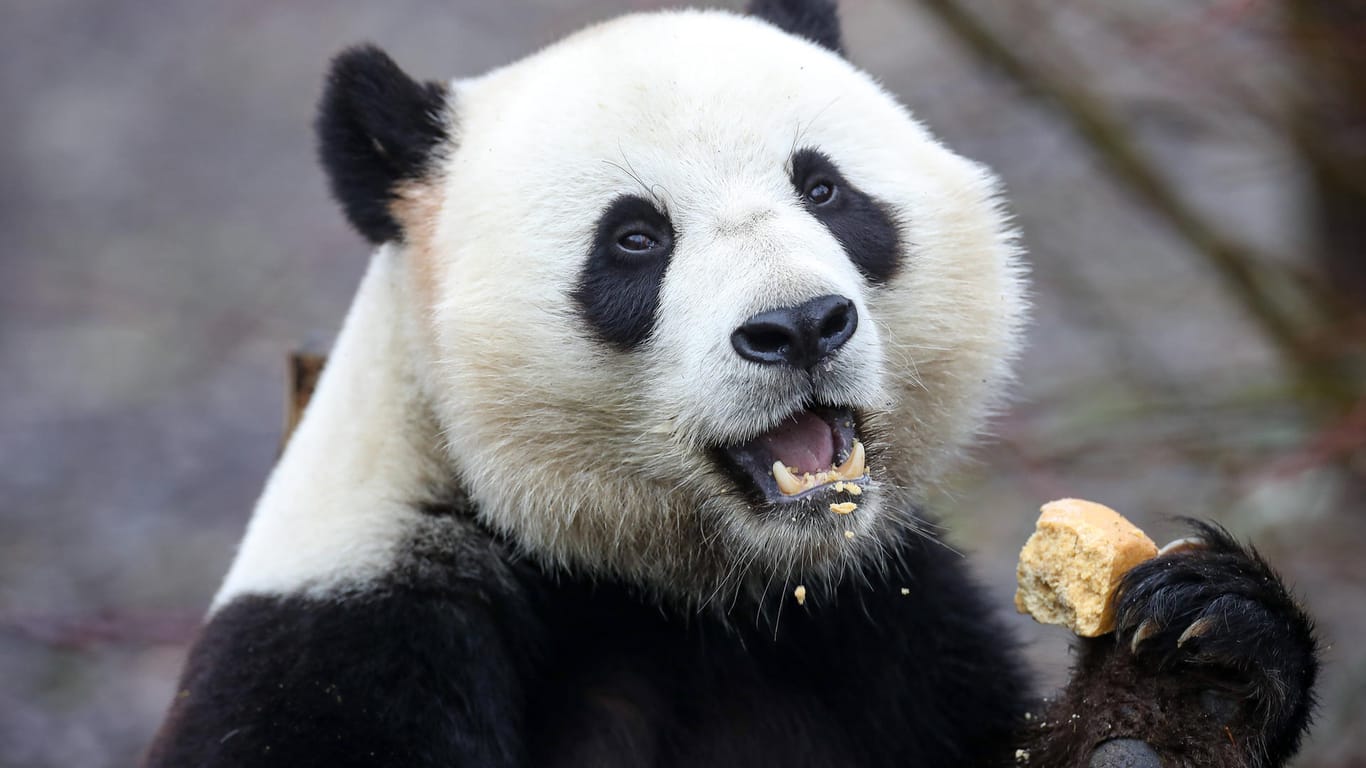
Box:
[1,0,1362,765]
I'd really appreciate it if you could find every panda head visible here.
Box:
[317,1,1027,609]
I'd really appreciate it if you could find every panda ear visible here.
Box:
[316,45,450,244]
[747,0,843,56]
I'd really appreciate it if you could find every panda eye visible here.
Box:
[616,231,659,253]
[805,178,837,206]
[594,198,674,267]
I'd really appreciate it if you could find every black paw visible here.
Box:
[1113,520,1319,765]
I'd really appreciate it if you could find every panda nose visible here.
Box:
[731,294,858,369]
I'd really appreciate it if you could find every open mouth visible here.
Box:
[718,406,868,506]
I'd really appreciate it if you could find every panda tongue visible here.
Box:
[758,411,834,476]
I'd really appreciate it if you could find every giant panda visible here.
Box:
[145,2,1319,766]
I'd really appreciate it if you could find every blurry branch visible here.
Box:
[914,0,1358,411]
[1258,395,1366,481]
[1060,0,1366,211]
[281,348,326,453]
[0,612,199,650]
[1285,0,1366,307]
[999,382,1366,484]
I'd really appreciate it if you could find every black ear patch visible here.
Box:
[316,45,450,244]
[748,0,843,55]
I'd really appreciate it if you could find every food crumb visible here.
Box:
[1015,749,1030,763]
[794,585,807,605]
[843,530,855,539]
[899,587,910,595]
[830,502,857,514]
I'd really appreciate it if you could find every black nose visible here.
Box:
[731,294,858,369]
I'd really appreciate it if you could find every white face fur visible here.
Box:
[402,9,1027,608]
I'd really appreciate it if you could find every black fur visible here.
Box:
[1022,521,1319,768]
[316,45,450,244]
[146,503,1320,767]
[791,149,902,283]
[146,505,1030,767]
[748,0,844,55]
[572,195,677,349]
[144,516,539,767]
[144,592,532,767]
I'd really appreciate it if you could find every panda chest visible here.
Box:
[522,583,911,767]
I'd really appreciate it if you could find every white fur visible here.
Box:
[413,10,1027,601]
[212,246,444,610]
[217,9,1028,608]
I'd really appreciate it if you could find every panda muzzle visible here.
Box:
[720,407,867,503]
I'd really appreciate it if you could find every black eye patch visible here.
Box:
[790,149,901,283]
[572,195,676,350]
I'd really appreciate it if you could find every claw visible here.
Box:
[1157,536,1206,556]
[1130,619,1160,654]
[1177,616,1216,647]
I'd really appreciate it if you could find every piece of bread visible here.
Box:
[1014,498,1157,637]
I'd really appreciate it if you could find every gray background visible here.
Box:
[2,0,1362,765]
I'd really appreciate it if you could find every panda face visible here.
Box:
[389,10,1026,606]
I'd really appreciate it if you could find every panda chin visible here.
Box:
[716,406,870,513]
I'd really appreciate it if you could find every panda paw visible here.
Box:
[1023,521,1319,768]
[1109,520,1318,766]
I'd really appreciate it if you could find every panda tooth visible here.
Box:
[835,440,865,480]
[772,462,804,495]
